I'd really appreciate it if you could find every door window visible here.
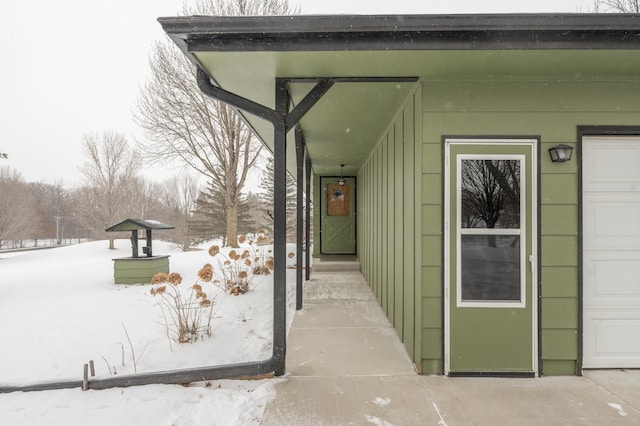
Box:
[457,155,526,307]
[327,182,350,216]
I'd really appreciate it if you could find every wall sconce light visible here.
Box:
[338,164,345,186]
[549,144,574,163]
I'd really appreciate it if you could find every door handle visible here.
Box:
[529,255,535,273]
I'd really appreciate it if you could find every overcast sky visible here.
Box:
[1,0,589,187]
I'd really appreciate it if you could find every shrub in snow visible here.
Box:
[150,272,215,345]
[208,247,257,295]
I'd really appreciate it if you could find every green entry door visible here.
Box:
[445,139,537,375]
[320,176,356,254]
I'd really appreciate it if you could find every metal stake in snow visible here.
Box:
[83,364,89,391]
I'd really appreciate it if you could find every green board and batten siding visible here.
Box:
[359,78,640,375]
[358,85,423,368]
[328,76,640,375]
[421,79,640,375]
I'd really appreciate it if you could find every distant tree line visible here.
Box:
[0,131,298,251]
[0,167,78,249]
[0,132,198,250]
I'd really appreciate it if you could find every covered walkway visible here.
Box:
[262,269,640,425]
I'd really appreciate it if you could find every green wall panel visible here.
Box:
[394,115,405,337]
[542,329,578,360]
[422,236,442,266]
[541,205,578,235]
[422,267,442,298]
[422,81,640,113]
[542,298,579,329]
[422,174,441,204]
[421,359,442,375]
[542,360,578,376]
[113,256,170,285]
[422,143,442,174]
[357,87,422,367]
[541,174,579,205]
[421,297,442,328]
[425,112,640,146]
[387,128,395,323]
[541,267,578,298]
[413,89,424,366]
[404,104,417,358]
[381,135,389,313]
[541,236,578,267]
[422,205,442,235]
[312,174,321,258]
[422,328,443,359]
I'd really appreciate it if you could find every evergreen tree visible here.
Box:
[189,180,257,245]
[259,155,297,240]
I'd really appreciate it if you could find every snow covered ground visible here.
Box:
[0,240,298,425]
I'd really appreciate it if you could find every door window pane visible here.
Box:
[327,183,350,216]
[460,159,520,229]
[461,235,521,301]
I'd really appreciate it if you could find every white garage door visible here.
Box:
[583,136,640,368]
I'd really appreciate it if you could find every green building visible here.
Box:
[161,14,640,376]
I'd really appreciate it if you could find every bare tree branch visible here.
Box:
[77,131,141,249]
[134,0,298,247]
[593,0,640,12]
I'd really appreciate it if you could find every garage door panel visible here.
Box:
[583,138,640,191]
[583,196,640,249]
[583,311,640,368]
[583,136,640,369]
[584,252,640,304]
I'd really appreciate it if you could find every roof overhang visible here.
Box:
[105,219,174,232]
[159,14,640,175]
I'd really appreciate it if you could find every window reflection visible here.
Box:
[461,160,520,230]
[461,235,521,301]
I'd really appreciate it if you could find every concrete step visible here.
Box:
[312,257,361,272]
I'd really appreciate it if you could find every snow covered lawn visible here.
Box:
[0,240,297,425]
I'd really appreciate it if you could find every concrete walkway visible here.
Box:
[262,270,640,425]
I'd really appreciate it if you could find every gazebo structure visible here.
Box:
[106,219,174,284]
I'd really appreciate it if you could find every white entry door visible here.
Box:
[583,136,640,368]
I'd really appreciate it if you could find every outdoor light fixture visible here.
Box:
[338,164,345,186]
[548,144,574,163]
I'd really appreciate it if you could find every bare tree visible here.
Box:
[0,168,37,248]
[593,0,639,11]
[461,160,520,248]
[161,173,201,251]
[78,131,140,249]
[28,182,68,246]
[128,177,165,220]
[135,0,297,248]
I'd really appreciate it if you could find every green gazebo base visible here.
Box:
[113,255,170,284]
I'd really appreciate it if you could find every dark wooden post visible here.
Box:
[131,230,138,258]
[146,229,153,257]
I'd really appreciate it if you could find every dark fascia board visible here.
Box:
[159,14,640,51]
